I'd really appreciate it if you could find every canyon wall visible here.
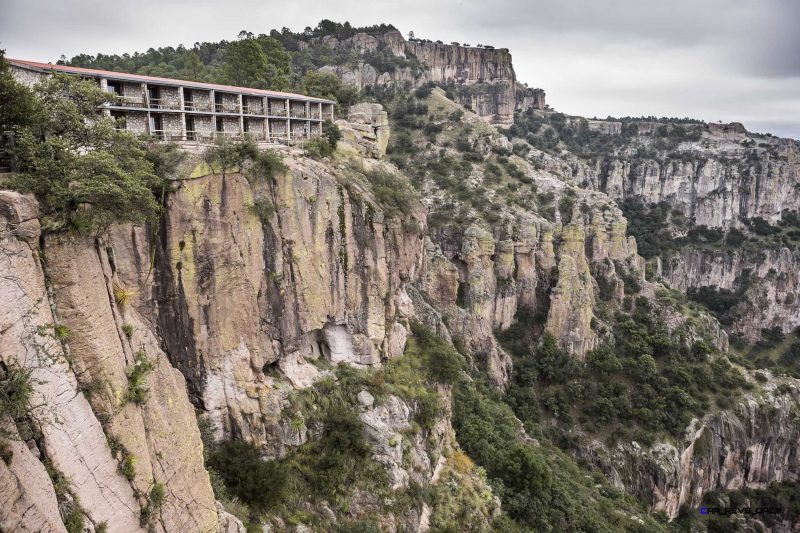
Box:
[311,30,544,124]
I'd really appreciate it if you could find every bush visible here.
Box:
[304,134,335,159]
[410,322,464,384]
[140,482,166,526]
[124,351,155,405]
[323,119,341,146]
[10,72,165,230]
[0,362,33,419]
[208,440,287,514]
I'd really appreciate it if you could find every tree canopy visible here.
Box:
[5,59,170,231]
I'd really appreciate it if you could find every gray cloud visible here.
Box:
[1,0,798,138]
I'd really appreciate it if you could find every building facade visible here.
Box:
[8,59,335,145]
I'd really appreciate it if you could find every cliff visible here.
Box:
[579,375,800,521]
[5,26,800,530]
[310,30,545,125]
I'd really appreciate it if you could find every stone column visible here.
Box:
[306,101,311,138]
[210,90,216,139]
[178,86,187,140]
[286,98,291,143]
[143,83,152,135]
[99,79,110,116]
[238,94,244,137]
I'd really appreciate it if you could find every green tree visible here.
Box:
[221,38,269,88]
[0,50,37,131]
[182,51,206,81]
[10,72,164,230]
[257,36,292,91]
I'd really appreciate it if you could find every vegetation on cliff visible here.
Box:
[2,56,172,230]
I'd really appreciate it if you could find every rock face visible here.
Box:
[337,103,390,157]
[536,118,800,337]
[148,156,424,442]
[580,378,800,519]
[572,122,800,228]
[663,247,800,340]
[313,30,543,124]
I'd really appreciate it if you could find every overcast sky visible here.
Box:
[2,0,798,139]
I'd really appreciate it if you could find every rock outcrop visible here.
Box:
[337,102,390,157]
[579,377,800,519]
[313,30,544,124]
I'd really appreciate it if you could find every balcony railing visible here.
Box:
[148,98,181,111]
[290,109,307,118]
[109,95,146,108]
[309,111,321,120]
[242,105,265,115]
[269,107,287,117]
[215,103,240,114]
[150,130,185,141]
[144,129,297,143]
[184,101,213,112]
[185,130,215,142]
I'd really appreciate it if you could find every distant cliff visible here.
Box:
[308,30,545,124]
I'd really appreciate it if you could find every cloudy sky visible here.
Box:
[3,0,799,138]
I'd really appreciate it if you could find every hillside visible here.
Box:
[2,20,800,533]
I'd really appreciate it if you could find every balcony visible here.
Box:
[289,109,307,119]
[215,103,240,114]
[269,107,287,117]
[185,130,215,142]
[242,105,264,116]
[109,94,146,108]
[309,111,321,120]
[184,101,213,112]
[243,131,267,141]
[150,129,185,141]
[148,98,181,111]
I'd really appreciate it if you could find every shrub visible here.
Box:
[140,482,166,526]
[208,440,287,514]
[248,148,287,182]
[0,440,12,464]
[304,134,335,159]
[121,323,134,339]
[0,362,33,419]
[204,136,258,172]
[124,351,155,405]
[121,453,137,481]
[10,72,165,230]
[323,119,341,147]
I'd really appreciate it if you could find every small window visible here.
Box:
[216,118,224,132]
[107,81,121,95]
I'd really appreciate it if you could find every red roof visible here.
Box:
[8,58,335,104]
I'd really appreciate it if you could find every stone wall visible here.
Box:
[243,96,265,115]
[218,93,239,113]
[268,98,287,116]
[219,116,240,134]
[10,65,47,87]
[125,111,149,135]
[270,119,288,138]
[121,81,143,99]
[290,120,307,138]
[161,113,183,137]
[244,117,266,137]
[154,86,181,109]
[290,101,307,117]
[191,115,213,136]
[187,89,212,111]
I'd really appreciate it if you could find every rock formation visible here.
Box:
[313,30,544,124]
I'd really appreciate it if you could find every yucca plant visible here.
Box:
[113,281,137,309]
